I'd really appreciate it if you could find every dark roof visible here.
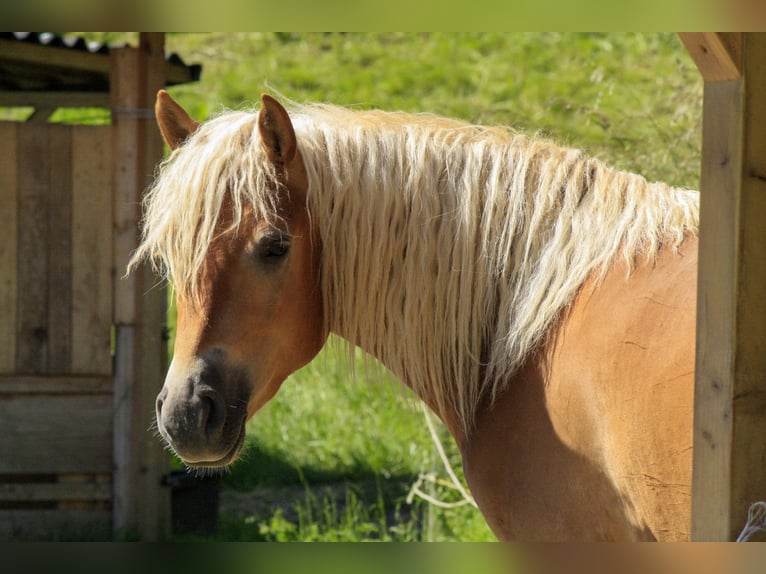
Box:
[0,32,201,107]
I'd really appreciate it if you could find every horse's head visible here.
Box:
[151,92,326,468]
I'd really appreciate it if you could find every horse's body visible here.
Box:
[466,239,696,540]
[131,91,699,541]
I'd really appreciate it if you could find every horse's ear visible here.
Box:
[155,90,200,150]
[258,94,297,165]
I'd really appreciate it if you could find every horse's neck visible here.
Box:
[315,134,485,436]
[310,124,698,439]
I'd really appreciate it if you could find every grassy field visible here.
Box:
[82,33,702,541]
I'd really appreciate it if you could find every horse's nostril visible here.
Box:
[154,359,245,465]
[199,389,226,441]
[156,387,167,417]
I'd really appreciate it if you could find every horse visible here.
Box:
[129,90,699,541]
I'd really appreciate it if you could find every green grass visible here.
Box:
[162,33,701,189]
[213,341,494,541]
[65,33,702,541]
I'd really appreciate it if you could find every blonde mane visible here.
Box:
[131,101,699,435]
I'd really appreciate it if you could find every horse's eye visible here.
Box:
[264,240,289,259]
[256,233,291,262]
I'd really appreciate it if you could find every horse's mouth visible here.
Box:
[182,420,247,470]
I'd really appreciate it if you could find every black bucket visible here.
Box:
[163,470,221,538]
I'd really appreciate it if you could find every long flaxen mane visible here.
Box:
[130,100,699,436]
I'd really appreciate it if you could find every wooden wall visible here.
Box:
[0,123,113,377]
[0,34,175,541]
[0,123,115,539]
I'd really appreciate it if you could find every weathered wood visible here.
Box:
[111,45,141,541]
[0,123,18,374]
[0,375,112,395]
[0,34,198,105]
[0,91,111,109]
[135,31,171,542]
[112,323,136,531]
[728,33,766,543]
[692,33,766,542]
[0,31,197,541]
[15,125,50,374]
[56,473,112,511]
[0,393,112,474]
[110,32,170,541]
[0,38,113,75]
[71,126,113,375]
[111,47,141,328]
[0,510,111,541]
[47,126,73,373]
[0,476,111,502]
[692,78,741,542]
[680,32,742,82]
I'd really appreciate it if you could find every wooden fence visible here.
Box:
[0,123,116,538]
[0,45,172,537]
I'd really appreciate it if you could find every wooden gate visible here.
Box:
[0,101,171,540]
[0,32,199,541]
[0,123,116,539]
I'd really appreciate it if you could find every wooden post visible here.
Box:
[688,33,766,541]
[110,33,170,540]
[0,123,18,373]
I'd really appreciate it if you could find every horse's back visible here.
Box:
[464,236,697,541]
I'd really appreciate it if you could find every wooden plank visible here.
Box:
[110,33,171,541]
[729,33,766,543]
[692,78,741,542]
[0,91,110,109]
[0,509,111,540]
[0,375,112,395]
[71,126,113,375]
[0,394,112,474]
[680,33,742,82]
[47,126,73,374]
[112,323,136,532]
[0,477,111,502]
[0,38,113,75]
[692,33,766,542]
[56,473,112,510]
[111,47,142,539]
[0,123,18,373]
[111,47,141,328]
[15,125,50,374]
[135,32,172,541]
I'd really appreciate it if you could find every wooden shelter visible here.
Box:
[0,32,200,540]
[680,32,766,542]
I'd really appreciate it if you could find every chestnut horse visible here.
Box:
[130,91,699,541]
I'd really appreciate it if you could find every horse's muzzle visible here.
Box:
[155,351,249,468]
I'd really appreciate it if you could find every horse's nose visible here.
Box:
[155,358,230,463]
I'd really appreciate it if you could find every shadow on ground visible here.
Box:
[174,442,425,541]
